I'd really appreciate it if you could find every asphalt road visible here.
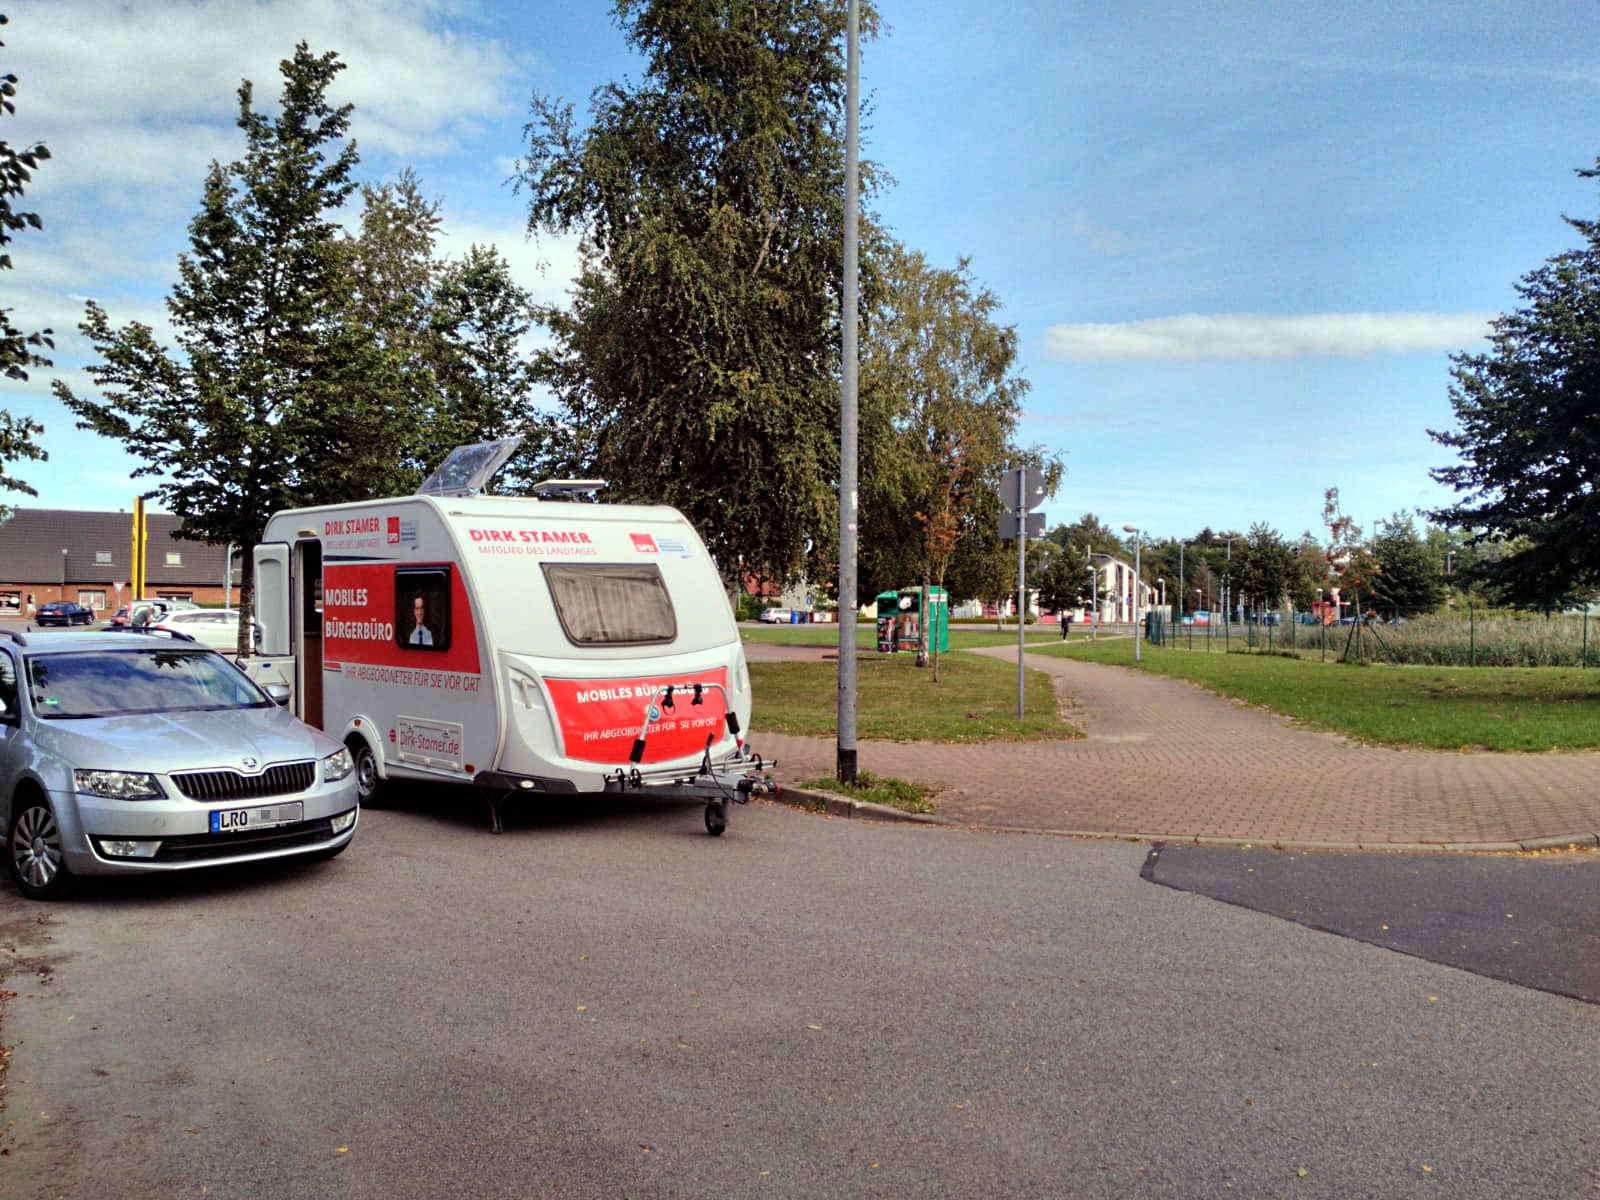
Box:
[2,794,1596,1199]
[1144,843,1600,1004]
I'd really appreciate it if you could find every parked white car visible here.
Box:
[149,609,261,653]
[758,608,792,624]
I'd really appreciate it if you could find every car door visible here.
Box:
[0,647,22,823]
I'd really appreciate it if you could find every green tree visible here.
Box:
[857,245,1039,670]
[1033,537,1093,620]
[1048,513,1121,556]
[1368,514,1446,616]
[1430,155,1600,610]
[55,44,369,652]
[1232,523,1296,615]
[427,244,551,492]
[338,169,445,488]
[338,175,551,492]
[0,12,50,510]
[516,0,880,589]
[1289,532,1330,610]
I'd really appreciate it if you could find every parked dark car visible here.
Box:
[34,602,94,627]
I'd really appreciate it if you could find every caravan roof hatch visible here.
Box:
[415,438,523,498]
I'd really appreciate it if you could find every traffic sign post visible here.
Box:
[999,512,1045,540]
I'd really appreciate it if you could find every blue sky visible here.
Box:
[5,0,1598,546]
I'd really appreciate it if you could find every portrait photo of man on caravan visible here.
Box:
[396,567,452,653]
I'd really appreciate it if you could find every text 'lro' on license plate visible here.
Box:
[210,802,304,833]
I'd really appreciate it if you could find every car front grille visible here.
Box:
[170,760,317,802]
[151,817,338,863]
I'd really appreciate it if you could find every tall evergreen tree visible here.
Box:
[55,44,371,650]
[517,0,879,588]
[1430,155,1600,609]
[426,244,551,492]
[1368,514,1446,616]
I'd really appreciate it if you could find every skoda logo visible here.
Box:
[240,756,259,770]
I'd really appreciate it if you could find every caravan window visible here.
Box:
[395,567,452,652]
[542,563,676,647]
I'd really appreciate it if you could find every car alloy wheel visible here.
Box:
[9,799,73,900]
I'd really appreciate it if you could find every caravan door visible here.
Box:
[244,542,299,710]
[247,539,325,726]
[295,539,324,728]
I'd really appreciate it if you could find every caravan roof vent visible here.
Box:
[416,438,523,498]
[530,479,609,501]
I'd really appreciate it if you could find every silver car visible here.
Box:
[1,629,358,900]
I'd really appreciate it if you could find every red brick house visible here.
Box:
[0,508,240,615]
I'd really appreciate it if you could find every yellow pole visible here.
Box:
[131,497,148,600]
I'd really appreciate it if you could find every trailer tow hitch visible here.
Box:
[610,683,777,835]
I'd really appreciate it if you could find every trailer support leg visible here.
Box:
[485,789,508,835]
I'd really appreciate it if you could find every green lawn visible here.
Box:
[750,650,1076,742]
[793,771,938,813]
[1034,637,1600,751]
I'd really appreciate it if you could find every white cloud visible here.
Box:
[1041,312,1495,362]
[433,214,585,310]
[4,0,541,383]
[17,0,525,195]
[1068,212,1132,256]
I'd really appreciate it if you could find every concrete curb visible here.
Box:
[775,785,955,825]
[771,787,1600,853]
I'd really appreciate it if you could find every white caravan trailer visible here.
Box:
[238,442,775,835]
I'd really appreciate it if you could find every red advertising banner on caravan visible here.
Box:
[321,563,482,679]
[544,668,729,764]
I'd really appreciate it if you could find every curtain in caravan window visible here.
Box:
[542,563,677,646]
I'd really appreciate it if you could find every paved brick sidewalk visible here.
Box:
[753,645,1600,848]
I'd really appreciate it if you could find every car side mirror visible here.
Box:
[262,682,291,706]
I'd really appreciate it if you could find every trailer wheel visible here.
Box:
[704,800,728,837]
[350,737,387,809]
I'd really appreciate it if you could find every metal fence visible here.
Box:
[1144,607,1599,668]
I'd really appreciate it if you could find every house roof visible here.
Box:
[0,508,233,584]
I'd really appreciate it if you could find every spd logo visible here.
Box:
[630,533,659,553]
[387,516,401,545]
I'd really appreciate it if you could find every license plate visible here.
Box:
[210,801,304,833]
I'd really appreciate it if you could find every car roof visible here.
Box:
[3,631,215,654]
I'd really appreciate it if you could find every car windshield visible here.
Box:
[25,649,271,718]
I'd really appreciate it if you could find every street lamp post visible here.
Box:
[1224,536,1232,627]
[835,0,861,784]
[60,547,68,603]
[1122,525,1142,663]
[1089,552,1096,642]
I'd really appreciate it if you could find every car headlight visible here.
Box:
[322,746,354,783]
[73,770,164,799]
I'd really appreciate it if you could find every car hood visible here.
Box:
[35,706,339,774]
